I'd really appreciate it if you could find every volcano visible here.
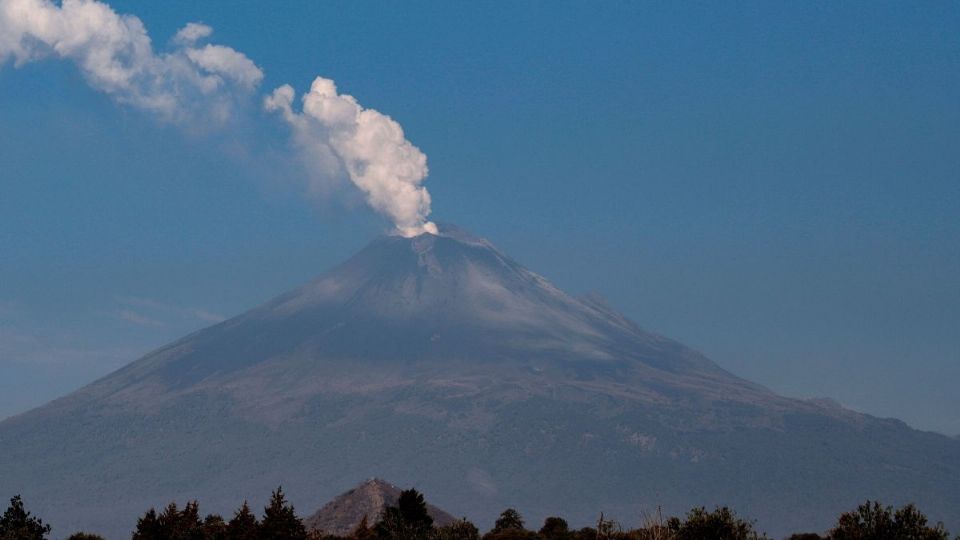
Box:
[1,225,958,538]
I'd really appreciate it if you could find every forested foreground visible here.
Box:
[1,488,954,540]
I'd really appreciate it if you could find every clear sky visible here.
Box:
[1,1,958,434]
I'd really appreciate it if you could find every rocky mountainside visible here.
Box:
[304,478,455,535]
[0,225,958,538]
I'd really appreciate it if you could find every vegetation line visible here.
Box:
[1,488,953,540]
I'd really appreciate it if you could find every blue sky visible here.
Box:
[1,1,958,434]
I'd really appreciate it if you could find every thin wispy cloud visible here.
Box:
[0,326,139,368]
[116,309,166,328]
[115,296,172,311]
[114,296,226,326]
[191,309,227,324]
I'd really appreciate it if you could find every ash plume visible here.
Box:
[0,0,262,124]
[265,79,437,238]
[0,0,437,235]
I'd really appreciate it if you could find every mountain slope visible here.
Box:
[0,225,958,538]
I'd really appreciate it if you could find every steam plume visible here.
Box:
[0,0,263,124]
[0,0,437,234]
[265,79,437,237]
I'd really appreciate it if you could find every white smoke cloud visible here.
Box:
[173,22,212,45]
[0,0,263,124]
[265,78,437,238]
[185,45,262,90]
[0,0,437,234]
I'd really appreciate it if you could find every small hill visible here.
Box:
[304,478,456,535]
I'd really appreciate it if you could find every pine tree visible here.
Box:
[397,490,433,530]
[158,503,183,539]
[133,501,207,540]
[376,489,435,540]
[0,495,52,540]
[203,514,228,540]
[133,508,163,540]
[179,501,205,540]
[227,502,259,540]
[260,487,306,540]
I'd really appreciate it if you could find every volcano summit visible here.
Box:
[1,225,957,537]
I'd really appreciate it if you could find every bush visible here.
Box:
[434,519,480,540]
[667,506,766,540]
[829,501,948,540]
[568,527,597,540]
[539,517,570,540]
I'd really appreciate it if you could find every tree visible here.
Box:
[493,510,524,532]
[227,501,259,540]
[376,489,435,540]
[539,517,569,540]
[377,506,433,540]
[668,506,765,540]
[150,501,204,540]
[595,514,620,540]
[350,516,377,540]
[203,514,228,540]
[893,504,950,540]
[0,495,52,540]
[831,501,894,540]
[179,501,206,540]
[829,501,948,540]
[260,487,306,540]
[64,534,105,540]
[483,510,534,540]
[133,508,163,540]
[434,519,480,540]
[398,490,433,531]
[376,507,409,540]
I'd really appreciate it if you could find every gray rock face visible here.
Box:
[0,225,958,539]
